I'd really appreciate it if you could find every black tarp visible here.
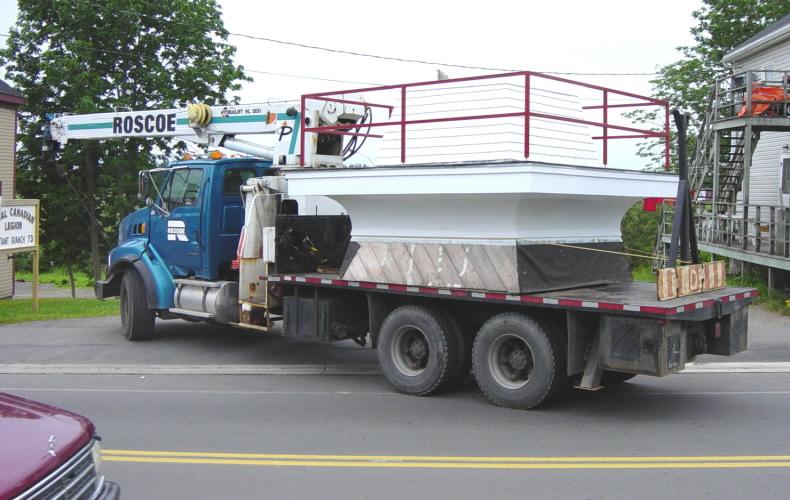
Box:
[517,242,631,293]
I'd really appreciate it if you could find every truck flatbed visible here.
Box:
[268,273,756,321]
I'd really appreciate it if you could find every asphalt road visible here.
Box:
[1,372,789,500]
[0,306,788,499]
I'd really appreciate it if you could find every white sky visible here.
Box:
[0,0,702,168]
[1,0,700,98]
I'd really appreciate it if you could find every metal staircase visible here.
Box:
[689,94,760,212]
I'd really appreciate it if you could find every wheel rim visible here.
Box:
[391,325,430,376]
[488,334,533,389]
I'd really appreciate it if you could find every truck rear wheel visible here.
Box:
[472,313,565,409]
[378,305,462,396]
[120,270,155,341]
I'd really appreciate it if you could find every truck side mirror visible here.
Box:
[138,172,149,201]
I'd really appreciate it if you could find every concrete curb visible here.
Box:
[681,362,790,373]
[0,364,383,376]
[0,362,788,376]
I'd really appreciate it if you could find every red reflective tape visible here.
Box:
[639,305,672,315]
[558,299,583,307]
[520,296,543,304]
[485,293,507,301]
[332,280,348,287]
[360,282,377,289]
[420,287,439,295]
[389,284,407,292]
[305,277,322,284]
[597,302,624,311]
[451,290,468,297]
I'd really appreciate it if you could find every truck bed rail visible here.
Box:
[268,274,755,320]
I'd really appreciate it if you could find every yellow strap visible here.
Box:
[545,242,693,265]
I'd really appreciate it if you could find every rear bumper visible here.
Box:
[95,279,120,299]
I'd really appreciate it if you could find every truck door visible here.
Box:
[218,166,259,267]
[148,166,206,277]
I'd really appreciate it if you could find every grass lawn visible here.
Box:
[0,298,119,325]
[15,269,94,288]
[631,265,657,283]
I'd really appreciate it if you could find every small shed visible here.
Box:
[0,79,26,298]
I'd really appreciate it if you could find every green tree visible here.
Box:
[0,0,248,282]
[621,201,662,268]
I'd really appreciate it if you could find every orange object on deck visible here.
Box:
[738,85,788,117]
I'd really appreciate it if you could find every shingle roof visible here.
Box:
[0,78,25,105]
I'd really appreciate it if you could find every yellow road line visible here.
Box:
[102,450,790,463]
[102,456,790,470]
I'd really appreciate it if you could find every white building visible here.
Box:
[690,15,790,280]
[723,14,790,208]
[0,79,25,298]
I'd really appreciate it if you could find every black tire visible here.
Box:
[472,313,565,409]
[120,270,155,341]
[602,371,637,385]
[378,305,462,396]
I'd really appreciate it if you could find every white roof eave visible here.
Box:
[723,25,790,64]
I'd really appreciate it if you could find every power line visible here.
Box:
[245,69,380,86]
[47,1,663,77]
[0,32,379,86]
[227,32,660,76]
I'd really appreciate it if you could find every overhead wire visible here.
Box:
[44,1,663,77]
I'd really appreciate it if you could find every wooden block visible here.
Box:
[677,264,703,297]
[703,261,726,291]
[657,268,678,301]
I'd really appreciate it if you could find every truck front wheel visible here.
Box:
[473,313,565,409]
[378,305,462,396]
[120,270,155,341]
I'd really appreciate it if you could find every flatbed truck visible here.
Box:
[46,71,756,409]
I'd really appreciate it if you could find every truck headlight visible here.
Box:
[91,439,102,475]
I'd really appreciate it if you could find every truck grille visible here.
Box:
[15,441,100,500]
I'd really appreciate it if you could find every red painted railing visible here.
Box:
[299,71,670,169]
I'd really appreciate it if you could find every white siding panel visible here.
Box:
[0,106,16,298]
[732,40,790,210]
[731,40,790,72]
[0,260,11,299]
[0,106,14,201]
[749,132,790,206]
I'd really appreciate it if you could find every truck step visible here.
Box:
[169,308,215,319]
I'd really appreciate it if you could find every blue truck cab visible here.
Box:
[96,157,271,322]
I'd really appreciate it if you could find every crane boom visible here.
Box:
[46,98,368,167]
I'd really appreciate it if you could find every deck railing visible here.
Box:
[300,71,670,169]
[694,201,790,258]
[713,69,790,121]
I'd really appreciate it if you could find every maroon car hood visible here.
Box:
[0,392,95,499]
